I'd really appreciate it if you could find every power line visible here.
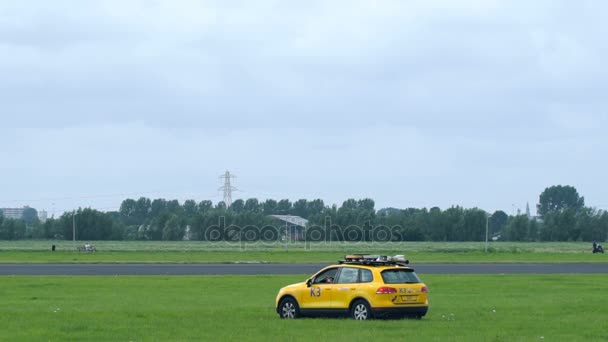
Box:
[0,188,222,204]
[0,188,191,203]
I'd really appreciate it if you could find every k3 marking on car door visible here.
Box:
[330,267,374,309]
[299,267,338,309]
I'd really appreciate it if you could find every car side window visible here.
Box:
[313,268,338,284]
[360,269,373,283]
[336,267,359,284]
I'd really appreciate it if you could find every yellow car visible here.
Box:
[275,254,428,320]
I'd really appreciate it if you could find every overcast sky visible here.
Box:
[1,0,607,216]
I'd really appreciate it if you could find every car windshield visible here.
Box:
[381,269,421,284]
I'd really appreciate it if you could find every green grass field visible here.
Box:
[2,274,607,341]
[0,241,606,263]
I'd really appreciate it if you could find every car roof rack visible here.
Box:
[338,254,410,266]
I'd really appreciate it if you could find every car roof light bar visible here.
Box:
[339,254,410,266]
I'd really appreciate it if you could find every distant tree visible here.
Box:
[462,208,486,241]
[162,215,184,240]
[198,200,213,213]
[377,208,401,217]
[597,211,608,242]
[216,201,227,211]
[21,207,39,226]
[106,211,120,222]
[537,185,584,218]
[308,202,335,228]
[443,206,465,241]
[528,219,539,241]
[230,199,245,213]
[574,208,608,242]
[341,199,358,210]
[358,199,375,211]
[123,225,139,240]
[401,225,424,241]
[292,199,308,218]
[262,199,278,215]
[15,219,26,240]
[505,215,529,241]
[119,199,137,225]
[144,213,170,240]
[0,217,26,240]
[540,210,577,241]
[31,219,47,239]
[427,207,445,241]
[244,198,261,213]
[134,197,152,223]
[120,197,152,225]
[26,193,608,243]
[336,201,357,228]
[490,210,508,234]
[166,200,182,216]
[276,199,292,215]
[150,199,168,218]
[59,208,114,241]
[110,222,126,240]
[182,200,197,218]
[34,218,62,239]
[334,199,377,232]
[306,199,325,216]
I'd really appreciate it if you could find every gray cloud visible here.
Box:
[1,1,607,213]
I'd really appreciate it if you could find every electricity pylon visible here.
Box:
[219,171,237,207]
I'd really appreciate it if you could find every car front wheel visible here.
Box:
[350,300,372,320]
[279,297,300,319]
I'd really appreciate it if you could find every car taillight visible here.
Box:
[376,287,397,294]
[421,286,428,293]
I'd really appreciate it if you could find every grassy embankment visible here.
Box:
[0,241,605,263]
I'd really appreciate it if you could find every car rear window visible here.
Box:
[381,269,421,284]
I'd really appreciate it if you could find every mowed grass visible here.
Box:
[1,274,607,341]
[0,241,606,263]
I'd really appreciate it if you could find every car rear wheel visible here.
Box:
[279,298,300,319]
[350,300,372,320]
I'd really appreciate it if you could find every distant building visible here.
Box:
[269,215,308,241]
[0,206,29,220]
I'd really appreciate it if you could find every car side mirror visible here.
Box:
[306,279,312,287]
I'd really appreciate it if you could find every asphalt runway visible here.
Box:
[1,263,607,275]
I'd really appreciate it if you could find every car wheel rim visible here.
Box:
[354,304,368,320]
[282,302,295,318]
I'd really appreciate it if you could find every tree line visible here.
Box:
[1,185,607,242]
